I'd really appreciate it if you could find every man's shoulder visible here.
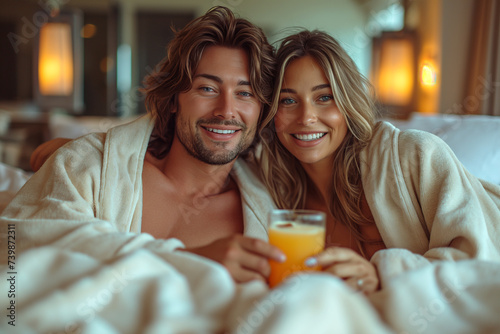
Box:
[42,132,108,175]
[59,132,107,156]
[57,114,153,160]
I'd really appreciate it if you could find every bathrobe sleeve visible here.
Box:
[397,128,500,260]
[362,122,500,279]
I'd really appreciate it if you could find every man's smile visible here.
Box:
[203,127,240,134]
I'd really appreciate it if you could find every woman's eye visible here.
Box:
[280,98,295,105]
[318,95,333,102]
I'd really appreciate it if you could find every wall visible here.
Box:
[439,0,475,114]
[407,0,475,115]
[410,0,441,114]
[60,0,372,115]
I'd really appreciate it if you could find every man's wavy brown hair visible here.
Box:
[142,6,275,159]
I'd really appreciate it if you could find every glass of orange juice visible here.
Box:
[268,209,326,288]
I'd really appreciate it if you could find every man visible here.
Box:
[0,10,297,334]
[2,6,284,283]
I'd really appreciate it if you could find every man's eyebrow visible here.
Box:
[194,74,222,83]
[193,74,251,86]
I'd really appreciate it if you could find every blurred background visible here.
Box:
[0,0,498,170]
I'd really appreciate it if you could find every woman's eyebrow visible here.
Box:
[281,84,330,94]
[312,84,330,91]
[280,88,296,94]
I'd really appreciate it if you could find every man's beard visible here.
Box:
[176,118,255,165]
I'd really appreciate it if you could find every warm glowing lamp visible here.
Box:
[34,9,83,113]
[420,63,437,86]
[38,23,74,95]
[371,31,417,118]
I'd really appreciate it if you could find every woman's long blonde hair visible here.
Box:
[259,30,379,244]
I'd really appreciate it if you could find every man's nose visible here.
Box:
[213,92,236,119]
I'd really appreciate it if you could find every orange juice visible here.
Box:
[268,221,325,287]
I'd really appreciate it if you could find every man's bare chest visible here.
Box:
[141,165,244,247]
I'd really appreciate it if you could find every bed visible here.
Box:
[1,113,500,333]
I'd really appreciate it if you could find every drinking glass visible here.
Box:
[268,209,326,288]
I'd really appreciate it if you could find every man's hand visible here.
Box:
[185,234,286,283]
[30,138,72,172]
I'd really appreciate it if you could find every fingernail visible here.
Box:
[304,257,317,267]
[277,253,286,263]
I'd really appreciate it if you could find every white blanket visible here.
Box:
[370,251,500,334]
[2,246,500,333]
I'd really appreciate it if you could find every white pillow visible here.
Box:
[0,162,32,213]
[0,162,32,193]
[388,114,500,185]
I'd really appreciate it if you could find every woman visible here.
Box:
[258,30,500,294]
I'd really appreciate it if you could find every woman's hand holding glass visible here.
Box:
[306,246,380,294]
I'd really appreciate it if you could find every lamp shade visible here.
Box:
[38,22,74,95]
[34,9,83,112]
[371,31,417,116]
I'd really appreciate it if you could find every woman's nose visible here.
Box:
[297,104,317,125]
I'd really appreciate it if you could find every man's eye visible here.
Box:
[200,87,215,93]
